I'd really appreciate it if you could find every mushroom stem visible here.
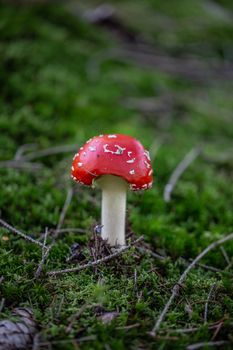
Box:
[97,175,128,246]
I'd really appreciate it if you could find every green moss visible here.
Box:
[0,1,233,349]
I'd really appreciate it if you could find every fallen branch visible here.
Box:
[163,147,202,202]
[47,236,144,276]
[150,232,233,337]
[204,283,216,323]
[0,218,43,248]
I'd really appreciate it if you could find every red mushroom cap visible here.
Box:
[71,134,153,191]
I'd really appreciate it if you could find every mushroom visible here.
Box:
[71,134,153,246]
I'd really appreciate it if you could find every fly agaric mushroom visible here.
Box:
[71,134,153,246]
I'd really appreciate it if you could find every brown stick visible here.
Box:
[0,218,43,248]
[150,232,233,337]
[47,236,144,276]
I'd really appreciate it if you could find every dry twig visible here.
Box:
[53,188,74,239]
[34,188,74,278]
[66,303,99,333]
[47,236,144,276]
[150,232,233,337]
[163,147,202,202]
[220,246,230,266]
[187,259,233,276]
[187,340,229,350]
[0,298,5,313]
[136,246,166,260]
[149,139,163,164]
[38,335,96,347]
[34,228,49,278]
[164,323,219,334]
[86,47,233,83]
[211,320,224,341]
[0,160,42,170]
[116,323,140,330]
[23,144,79,161]
[53,227,87,234]
[204,283,216,323]
[0,218,43,248]
[14,143,38,160]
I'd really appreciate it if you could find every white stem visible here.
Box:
[97,175,128,246]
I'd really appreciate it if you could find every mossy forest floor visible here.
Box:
[0,0,233,349]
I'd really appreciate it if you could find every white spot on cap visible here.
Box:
[144,150,151,161]
[130,184,137,190]
[144,160,151,169]
[71,166,74,171]
[99,134,103,137]
[78,162,83,167]
[103,144,126,155]
[126,158,135,164]
[86,138,93,143]
[128,151,132,157]
[80,147,83,150]
[129,169,135,175]
[114,145,126,154]
[89,146,96,152]
[108,134,117,138]
[73,153,79,160]
[148,169,153,176]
